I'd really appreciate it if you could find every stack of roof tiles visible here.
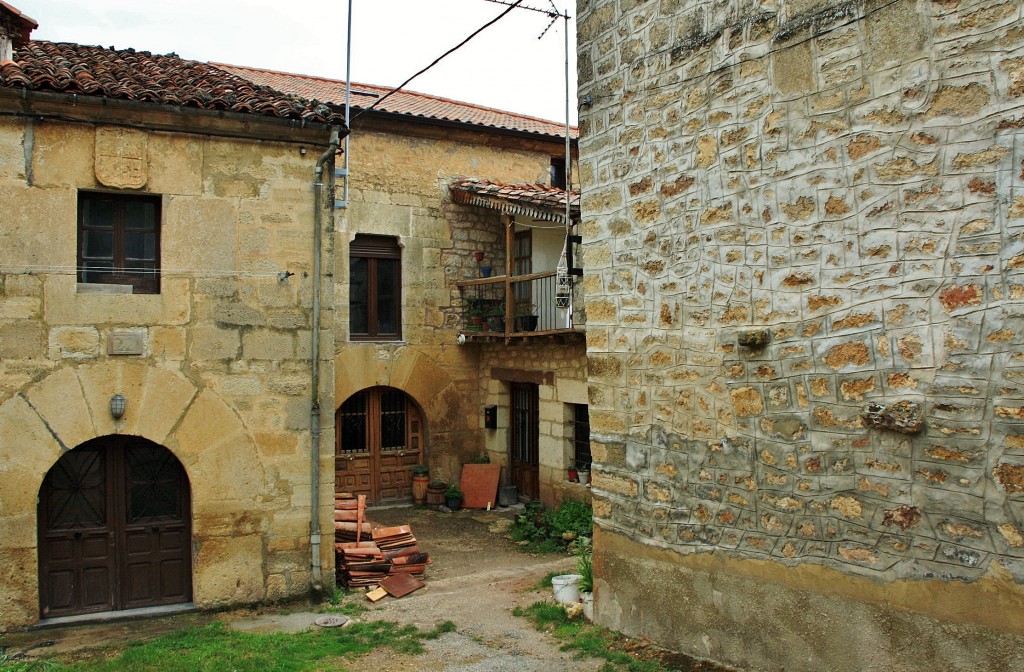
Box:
[0,41,346,124]
[334,495,429,588]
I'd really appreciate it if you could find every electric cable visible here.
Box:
[351,0,523,122]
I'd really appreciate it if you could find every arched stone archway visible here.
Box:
[0,361,273,626]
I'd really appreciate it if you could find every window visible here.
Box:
[572,403,591,470]
[78,192,161,293]
[350,234,401,340]
[550,157,567,190]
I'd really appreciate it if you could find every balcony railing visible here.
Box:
[456,271,582,340]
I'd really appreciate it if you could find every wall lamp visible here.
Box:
[110,394,126,420]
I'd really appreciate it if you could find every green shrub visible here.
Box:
[510,499,593,553]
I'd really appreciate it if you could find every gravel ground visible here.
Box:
[4,504,605,671]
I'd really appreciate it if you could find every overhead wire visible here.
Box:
[350,0,524,122]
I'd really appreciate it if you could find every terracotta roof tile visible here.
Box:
[216,63,576,140]
[0,41,346,124]
[450,178,579,220]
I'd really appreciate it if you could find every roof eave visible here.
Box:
[0,86,347,144]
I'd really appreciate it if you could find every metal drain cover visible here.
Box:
[314,615,349,628]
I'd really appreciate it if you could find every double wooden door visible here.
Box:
[335,387,423,503]
[38,437,192,619]
[510,382,540,501]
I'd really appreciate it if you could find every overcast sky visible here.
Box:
[20,0,578,124]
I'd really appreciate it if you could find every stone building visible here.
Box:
[0,8,346,627]
[222,65,589,507]
[0,4,587,629]
[577,0,1024,669]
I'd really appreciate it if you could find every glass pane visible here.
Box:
[379,390,406,451]
[127,444,183,522]
[81,261,114,283]
[125,231,157,262]
[376,259,398,335]
[125,201,156,230]
[349,257,369,334]
[46,448,106,529]
[83,198,115,227]
[339,393,367,454]
[83,230,113,259]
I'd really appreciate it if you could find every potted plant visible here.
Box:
[444,483,464,510]
[567,466,578,482]
[474,251,485,263]
[411,464,430,504]
[577,465,590,486]
[465,303,487,331]
[514,300,538,332]
[487,303,506,333]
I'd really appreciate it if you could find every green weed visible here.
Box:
[510,499,593,553]
[515,601,662,672]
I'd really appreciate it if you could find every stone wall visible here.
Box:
[578,0,1024,668]
[478,340,590,506]
[335,124,572,479]
[0,117,335,627]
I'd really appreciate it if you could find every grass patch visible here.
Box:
[322,587,369,617]
[8,619,456,672]
[514,600,732,672]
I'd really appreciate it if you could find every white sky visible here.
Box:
[20,0,578,125]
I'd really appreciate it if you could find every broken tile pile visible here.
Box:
[334,494,430,592]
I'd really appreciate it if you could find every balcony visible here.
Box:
[450,178,582,342]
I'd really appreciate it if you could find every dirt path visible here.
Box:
[4,505,604,671]
[339,505,604,672]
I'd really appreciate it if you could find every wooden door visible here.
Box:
[510,383,539,501]
[336,387,423,503]
[38,437,191,619]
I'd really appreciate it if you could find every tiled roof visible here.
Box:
[0,41,346,124]
[217,63,576,140]
[450,178,579,222]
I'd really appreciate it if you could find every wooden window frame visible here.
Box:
[349,234,402,341]
[77,191,161,294]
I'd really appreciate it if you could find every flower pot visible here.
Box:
[487,316,505,332]
[567,468,578,482]
[481,266,492,277]
[581,591,593,620]
[426,483,446,508]
[517,315,538,332]
[411,473,429,504]
[577,470,590,485]
[446,496,462,510]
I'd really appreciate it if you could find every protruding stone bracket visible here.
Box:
[737,330,770,351]
[861,400,923,434]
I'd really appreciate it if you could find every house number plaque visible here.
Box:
[108,331,144,356]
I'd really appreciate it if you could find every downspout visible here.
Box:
[311,127,341,589]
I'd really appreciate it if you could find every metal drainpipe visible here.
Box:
[310,127,341,589]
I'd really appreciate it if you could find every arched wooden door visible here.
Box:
[38,436,192,619]
[335,387,424,503]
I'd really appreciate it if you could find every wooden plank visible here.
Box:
[366,587,388,602]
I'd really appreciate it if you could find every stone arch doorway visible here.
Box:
[37,436,192,619]
[335,387,425,503]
